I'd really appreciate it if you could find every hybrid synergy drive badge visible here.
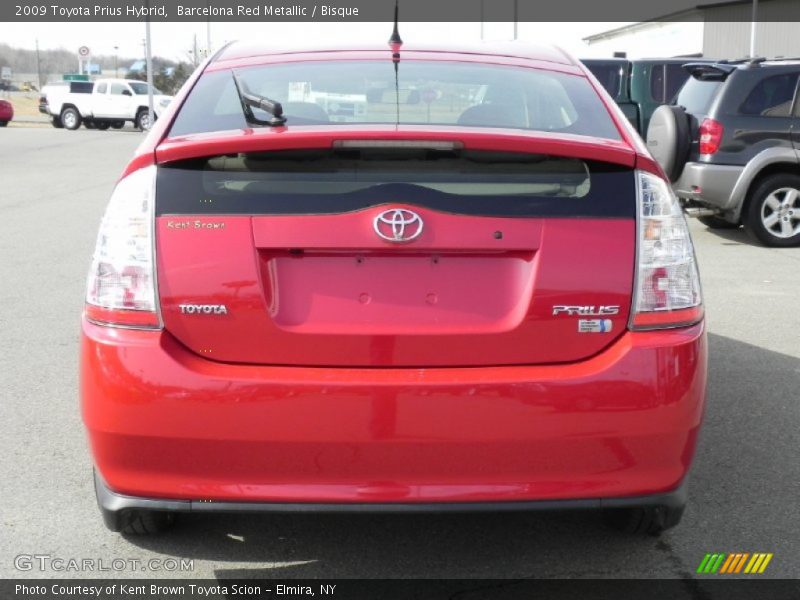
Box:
[578,319,613,333]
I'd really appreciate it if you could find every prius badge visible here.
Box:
[374,208,424,243]
[552,305,620,316]
[552,305,619,334]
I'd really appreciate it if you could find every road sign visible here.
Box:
[78,46,90,58]
[1,66,11,81]
[63,74,89,82]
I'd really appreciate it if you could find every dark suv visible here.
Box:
[582,58,711,135]
[647,59,800,247]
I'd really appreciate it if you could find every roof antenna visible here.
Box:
[389,0,402,126]
[388,0,402,53]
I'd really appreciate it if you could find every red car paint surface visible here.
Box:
[0,99,13,124]
[83,320,705,501]
[81,41,707,509]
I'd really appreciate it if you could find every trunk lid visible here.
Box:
[154,129,636,367]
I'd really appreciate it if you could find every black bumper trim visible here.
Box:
[94,471,687,531]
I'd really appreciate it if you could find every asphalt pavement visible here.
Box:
[0,127,798,582]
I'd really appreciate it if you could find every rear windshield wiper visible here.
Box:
[231,72,287,127]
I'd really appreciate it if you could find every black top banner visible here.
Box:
[3,0,800,22]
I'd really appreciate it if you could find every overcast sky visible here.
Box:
[0,21,625,62]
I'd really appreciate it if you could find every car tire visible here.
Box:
[84,120,96,129]
[603,505,684,535]
[135,109,152,131]
[744,173,800,247]
[61,107,82,130]
[697,215,740,229]
[646,105,691,182]
[95,122,111,131]
[111,121,124,129]
[118,510,176,535]
[51,116,64,128]
[0,121,7,127]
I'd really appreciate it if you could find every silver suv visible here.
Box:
[647,59,800,247]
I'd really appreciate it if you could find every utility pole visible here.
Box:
[35,38,42,89]
[749,0,758,58]
[513,0,518,40]
[206,0,212,56]
[114,45,118,78]
[479,0,483,41]
[145,0,154,129]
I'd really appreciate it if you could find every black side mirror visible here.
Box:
[122,90,132,96]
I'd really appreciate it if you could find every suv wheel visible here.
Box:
[603,505,684,535]
[61,107,81,130]
[745,174,800,247]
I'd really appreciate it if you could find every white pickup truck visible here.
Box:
[39,78,173,131]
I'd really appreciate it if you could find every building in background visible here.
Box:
[584,0,800,59]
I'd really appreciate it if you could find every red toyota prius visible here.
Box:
[81,40,707,535]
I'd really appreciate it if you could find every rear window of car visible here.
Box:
[156,147,635,219]
[70,81,93,94]
[169,60,621,140]
[675,76,722,114]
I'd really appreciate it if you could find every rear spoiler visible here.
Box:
[683,63,736,81]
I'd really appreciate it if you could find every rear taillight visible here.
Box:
[698,118,723,155]
[85,165,161,329]
[631,171,703,330]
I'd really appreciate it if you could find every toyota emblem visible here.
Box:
[373,208,424,243]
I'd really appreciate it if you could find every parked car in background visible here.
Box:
[82,40,707,537]
[582,58,713,135]
[0,99,13,126]
[40,78,173,131]
[647,58,800,247]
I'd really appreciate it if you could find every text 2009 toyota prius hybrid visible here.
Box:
[81,40,707,535]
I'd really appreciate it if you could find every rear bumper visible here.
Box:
[81,319,707,505]
[95,469,688,531]
[673,162,743,214]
